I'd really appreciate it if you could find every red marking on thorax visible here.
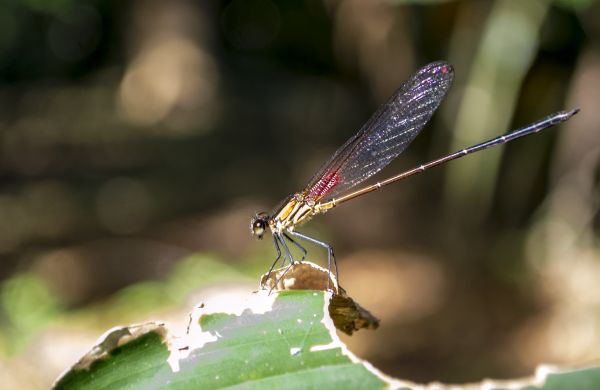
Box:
[308,171,340,198]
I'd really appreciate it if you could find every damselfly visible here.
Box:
[250,61,578,289]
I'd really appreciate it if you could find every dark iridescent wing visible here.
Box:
[303,61,454,201]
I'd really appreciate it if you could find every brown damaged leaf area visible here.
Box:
[328,293,379,335]
[260,261,340,293]
[70,322,167,371]
[261,261,380,335]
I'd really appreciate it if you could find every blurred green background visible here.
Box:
[0,0,599,388]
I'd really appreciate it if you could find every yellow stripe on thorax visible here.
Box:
[273,195,315,230]
[274,198,300,221]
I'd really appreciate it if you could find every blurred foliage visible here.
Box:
[0,273,61,354]
[0,0,598,388]
[0,254,253,357]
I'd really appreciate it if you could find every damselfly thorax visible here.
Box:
[268,194,336,233]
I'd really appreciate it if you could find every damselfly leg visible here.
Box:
[267,233,297,292]
[283,232,308,262]
[288,230,338,290]
[263,230,335,292]
[262,235,284,289]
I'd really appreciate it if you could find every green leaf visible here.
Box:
[54,290,390,389]
[52,262,600,389]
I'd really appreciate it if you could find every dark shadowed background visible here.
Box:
[0,0,599,388]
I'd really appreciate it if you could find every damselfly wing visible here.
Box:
[250,61,578,289]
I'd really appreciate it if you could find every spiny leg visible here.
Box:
[270,233,296,293]
[288,230,338,291]
[262,235,283,290]
[283,232,307,262]
[278,233,295,265]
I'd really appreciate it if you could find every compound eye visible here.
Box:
[254,225,264,236]
[252,220,266,237]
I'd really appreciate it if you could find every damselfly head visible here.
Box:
[250,212,270,239]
